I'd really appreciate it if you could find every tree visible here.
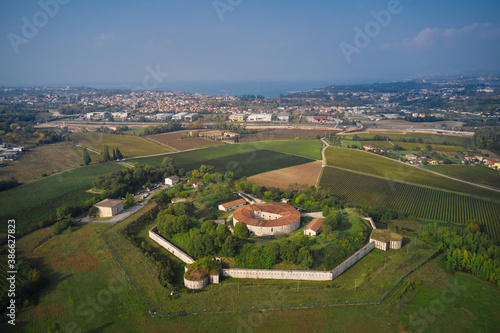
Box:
[102,144,110,161]
[112,148,117,161]
[56,206,71,220]
[124,192,134,208]
[83,149,91,165]
[201,220,217,234]
[234,222,250,239]
[88,206,99,218]
[115,147,123,160]
[162,157,174,169]
[323,213,340,234]
[222,236,237,257]
[298,247,313,269]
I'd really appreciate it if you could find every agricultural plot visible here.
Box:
[325,148,500,201]
[339,132,472,147]
[247,161,323,189]
[320,167,500,242]
[424,165,500,189]
[239,128,340,143]
[0,162,125,233]
[0,142,84,182]
[360,141,466,152]
[147,131,224,151]
[70,132,171,157]
[136,146,314,178]
[245,139,322,160]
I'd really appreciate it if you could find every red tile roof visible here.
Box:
[305,218,323,232]
[220,199,246,209]
[233,203,301,227]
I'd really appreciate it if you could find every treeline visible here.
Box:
[236,180,343,212]
[473,127,500,152]
[92,164,164,198]
[0,257,47,314]
[141,122,183,136]
[419,223,500,288]
[0,177,21,192]
[404,115,438,122]
[210,121,258,135]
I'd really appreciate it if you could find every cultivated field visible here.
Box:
[360,140,466,152]
[247,161,323,189]
[0,143,83,182]
[250,140,322,160]
[0,162,125,233]
[147,130,225,151]
[424,165,500,189]
[70,132,171,157]
[361,119,465,129]
[324,148,500,201]
[320,167,500,242]
[136,146,314,178]
[239,128,340,143]
[339,131,472,147]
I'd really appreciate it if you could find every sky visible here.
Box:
[1,0,500,88]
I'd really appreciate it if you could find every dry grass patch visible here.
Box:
[247,161,323,189]
[0,143,83,182]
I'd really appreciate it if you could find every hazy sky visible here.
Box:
[1,0,500,86]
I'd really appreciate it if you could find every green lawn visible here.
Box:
[324,147,500,201]
[70,132,171,157]
[0,162,126,233]
[424,165,500,188]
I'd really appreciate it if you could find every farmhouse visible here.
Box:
[94,199,125,217]
[304,218,323,237]
[218,198,246,212]
[405,154,418,161]
[193,182,204,189]
[233,203,301,236]
[165,176,180,186]
[369,229,403,251]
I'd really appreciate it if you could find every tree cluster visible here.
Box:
[419,223,500,288]
[186,221,236,258]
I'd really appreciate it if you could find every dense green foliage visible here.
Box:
[92,164,163,198]
[473,127,500,152]
[419,223,500,287]
[142,122,183,136]
[0,177,21,192]
[156,202,194,238]
[320,167,500,242]
[234,222,249,240]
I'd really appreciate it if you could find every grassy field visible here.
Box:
[70,132,171,157]
[147,131,225,151]
[251,140,322,160]
[339,132,472,147]
[324,148,500,201]
[320,167,500,242]
[240,128,340,143]
[4,210,500,332]
[247,161,323,189]
[134,144,315,178]
[0,142,84,182]
[0,162,125,233]
[360,140,466,152]
[424,165,500,189]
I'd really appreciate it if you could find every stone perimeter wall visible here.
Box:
[331,242,375,280]
[149,226,195,264]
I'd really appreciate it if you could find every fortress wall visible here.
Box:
[331,242,375,280]
[149,226,195,264]
[221,268,332,281]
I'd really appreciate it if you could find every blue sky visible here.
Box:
[1,0,499,86]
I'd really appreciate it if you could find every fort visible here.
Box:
[232,203,301,236]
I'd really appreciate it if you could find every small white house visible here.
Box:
[304,218,323,237]
[165,176,180,186]
[218,199,246,212]
[94,199,125,217]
